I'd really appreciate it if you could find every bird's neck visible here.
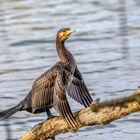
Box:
[56,39,76,71]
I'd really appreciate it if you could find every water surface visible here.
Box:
[0,0,140,139]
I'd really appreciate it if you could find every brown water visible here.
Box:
[0,0,140,139]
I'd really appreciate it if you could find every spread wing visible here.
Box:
[53,72,78,128]
[31,64,58,112]
[67,67,93,107]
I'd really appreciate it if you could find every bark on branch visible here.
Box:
[19,88,140,140]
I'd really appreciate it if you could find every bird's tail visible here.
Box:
[0,106,19,120]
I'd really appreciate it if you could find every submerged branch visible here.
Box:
[19,88,140,140]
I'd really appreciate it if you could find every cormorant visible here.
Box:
[0,28,93,128]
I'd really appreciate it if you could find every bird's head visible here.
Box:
[57,28,75,42]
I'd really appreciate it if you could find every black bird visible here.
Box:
[0,28,93,128]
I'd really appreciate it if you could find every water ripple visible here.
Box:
[0,0,140,140]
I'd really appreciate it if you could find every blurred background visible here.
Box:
[0,0,140,139]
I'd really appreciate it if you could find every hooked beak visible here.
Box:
[65,29,76,36]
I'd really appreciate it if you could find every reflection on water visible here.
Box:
[0,0,140,139]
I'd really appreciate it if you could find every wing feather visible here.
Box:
[31,65,58,112]
[53,75,78,128]
[67,67,93,107]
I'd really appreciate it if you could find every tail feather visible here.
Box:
[0,106,19,120]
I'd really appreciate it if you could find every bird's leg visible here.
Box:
[45,108,58,120]
[45,108,54,119]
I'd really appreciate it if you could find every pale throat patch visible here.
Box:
[59,32,64,37]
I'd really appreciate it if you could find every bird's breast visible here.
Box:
[62,70,73,88]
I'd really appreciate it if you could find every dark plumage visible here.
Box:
[0,28,93,128]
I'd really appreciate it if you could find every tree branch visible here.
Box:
[19,88,140,140]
